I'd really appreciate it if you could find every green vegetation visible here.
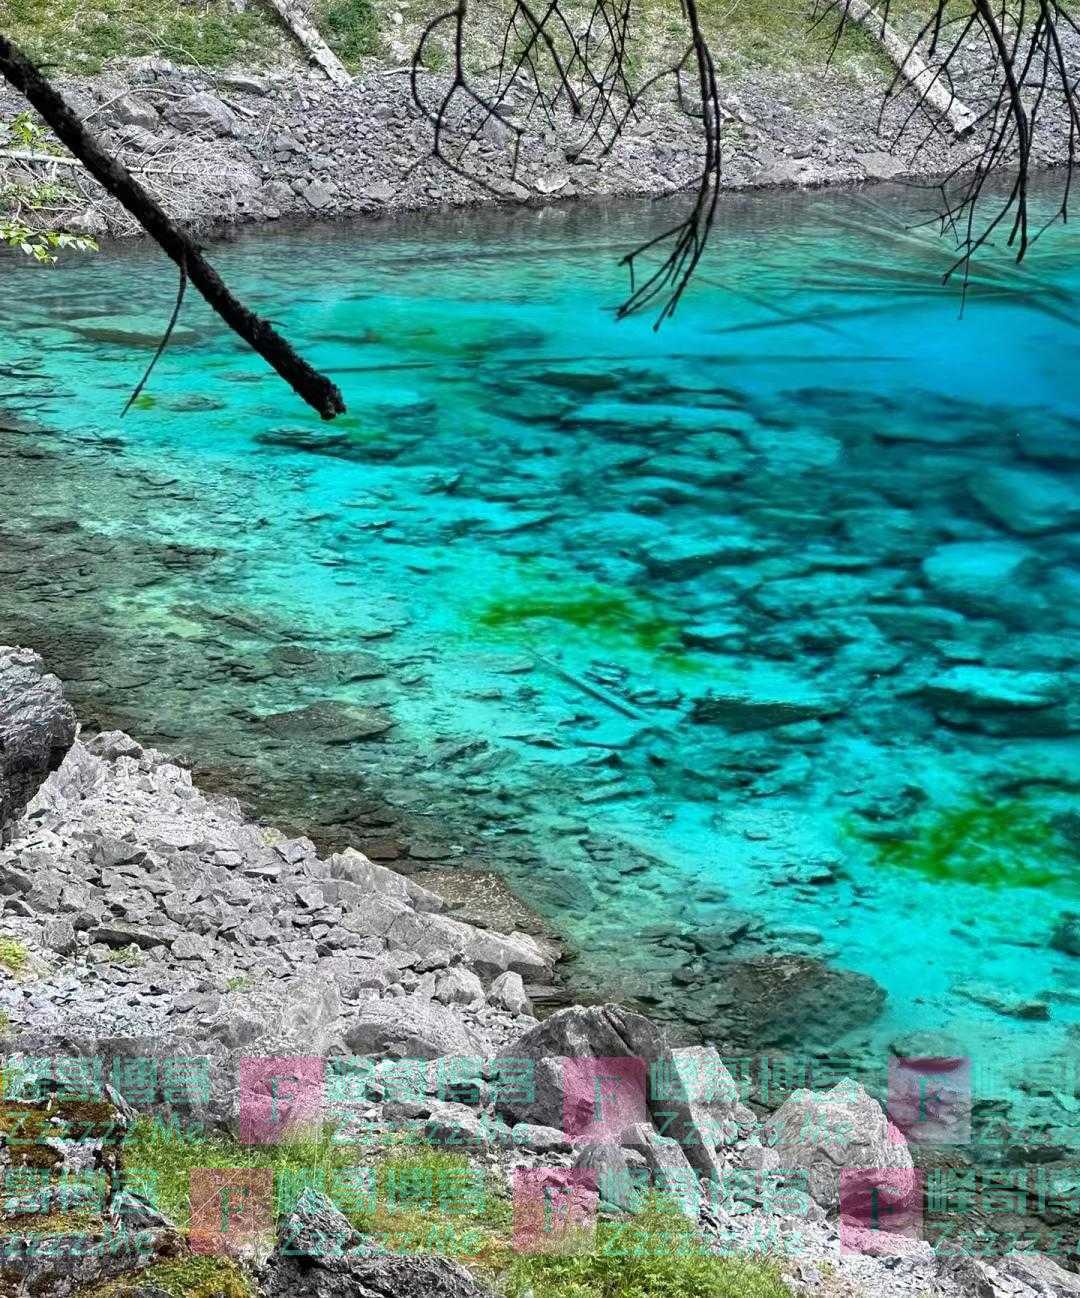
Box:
[477,578,683,656]
[505,1197,791,1298]
[1,115,98,262]
[319,0,379,67]
[118,1122,790,1295]
[80,1255,253,1298]
[0,938,28,973]
[2,0,286,74]
[853,795,1074,891]
[99,943,144,964]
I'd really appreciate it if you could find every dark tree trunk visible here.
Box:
[0,33,345,420]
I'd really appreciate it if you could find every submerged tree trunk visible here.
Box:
[0,33,345,420]
[259,0,352,88]
[844,0,977,136]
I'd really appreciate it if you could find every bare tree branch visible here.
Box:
[817,0,1080,290]
[0,32,346,421]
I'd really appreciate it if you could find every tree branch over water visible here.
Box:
[411,0,723,325]
[817,0,1080,287]
[0,33,346,421]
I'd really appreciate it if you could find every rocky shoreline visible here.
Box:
[1,14,1077,241]
[3,646,1080,1298]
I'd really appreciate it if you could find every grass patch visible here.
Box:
[122,1120,508,1261]
[851,795,1074,891]
[3,0,286,74]
[505,1196,792,1298]
[318,0,379,67]
[79,1255,253,1298]
[113,1125,789,1296]
[350,1142,514,1270]
[0,938,28,974]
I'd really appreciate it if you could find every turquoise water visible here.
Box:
[2,185,1079,1131]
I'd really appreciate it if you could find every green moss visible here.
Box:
[853,796,1073,891]
[78,1255,253,1298]
[476,580,683,656]
[0,938,28,973]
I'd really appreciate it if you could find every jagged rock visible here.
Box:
[488,970,531,1015]
[263,1190,496,1297]
[424,1101,508,1148]
[42,916,76,954]
[0,646,77,831]
[108,94,161,130]
[620,1121,699,1216]
[663,1045,748,1167]
[511,1122,572,1153]
[385,909,552,980]
[302,179,337,210]
[434,966,485,1009]
[165,91,238,137]
[573,1140,646,1211]
[329,848,444,913]
[941,1250,1080,1297]
[344,996,482,1059]
[492,1003,664,1129]
[765,1079,913,1212]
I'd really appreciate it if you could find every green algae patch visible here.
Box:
[853,796,1074,891]
[476,580,683,656]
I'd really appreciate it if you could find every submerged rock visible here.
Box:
[707,955,886,1050]
[260,700,394,743]
[66,315,200,347]
[969,464,1080,535]
[691,668,843,731]
[921,540,1044,623]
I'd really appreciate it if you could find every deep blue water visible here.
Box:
[2,184,1079,1132]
